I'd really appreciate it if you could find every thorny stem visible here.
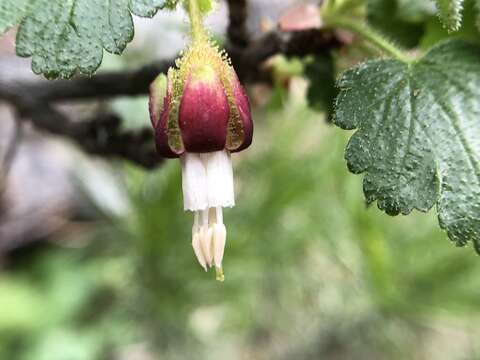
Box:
[328,17,413,63]
[321,0,414,64]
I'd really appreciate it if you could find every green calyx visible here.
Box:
[190,64,217,83]
[222,69,245,150]
[150,74,168,127]
[166,68,185,154]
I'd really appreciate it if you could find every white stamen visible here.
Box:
[199,209,214,266]
[181,151,233,279]
[192,211,200,237]
[192,229,207,271]
[215,206,223,224]
[212,207,227,282]
[213,223,226,267]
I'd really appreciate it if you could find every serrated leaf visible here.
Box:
[130,0,167,17]
[0,0,32,35]
[11,0,166,79]
[334,40,480,252]
[435,0,464,32]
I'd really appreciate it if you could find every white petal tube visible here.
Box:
[181,150,234,211]
[203,150,235,208]
[181,153,208,211]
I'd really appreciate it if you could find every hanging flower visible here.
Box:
[148,1,253,281]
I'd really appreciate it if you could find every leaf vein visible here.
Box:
[424,82,480,185]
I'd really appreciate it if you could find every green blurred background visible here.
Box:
[1,1,480,359]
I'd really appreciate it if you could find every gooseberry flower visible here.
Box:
[149,28,253,281]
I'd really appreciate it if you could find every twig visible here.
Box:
[0,27,344,168]
[0,61,172,105]
[19,104,160,168]
[231,29,342,81]
[226,0,249,48]
[0,114,22,191]
[0,29,343,105]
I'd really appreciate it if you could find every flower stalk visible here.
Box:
[187,0,208,44]
[320,0,414,63]
[326,16,413,63]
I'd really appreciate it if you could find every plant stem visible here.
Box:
[326,16,413,63]
[187,0,207,43]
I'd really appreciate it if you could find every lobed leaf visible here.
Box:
[130,0,168,17]
[0,0,32,35]
[334,40,480,252]
[1,0,168,79]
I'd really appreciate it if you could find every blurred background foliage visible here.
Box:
[1,0,480,359]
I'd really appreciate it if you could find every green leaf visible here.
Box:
[305,53,336,119]
[0,0,32,34]
[367,0,427,48]
[435,0,464,32]
[333,40,480,252]
[9,0,166,79]
[130,0,167,17]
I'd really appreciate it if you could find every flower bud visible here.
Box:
[149,42,253,157]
